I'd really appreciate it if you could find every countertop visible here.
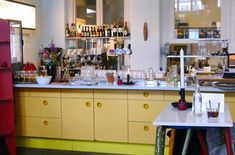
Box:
[13,81,235,92]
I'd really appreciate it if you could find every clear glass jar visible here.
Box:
[192,84,202,116]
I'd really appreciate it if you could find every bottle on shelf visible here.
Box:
[81,26,85,37]
[76,25,82,37]
[112,23,117,37]
[107,25,111,37]
[118,22,123,37]
[65,23,70,38]
[123,22,129,36]
[96,26,100,37]
[192,82,202,116]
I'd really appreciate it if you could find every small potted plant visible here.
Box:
[106,72,114,85]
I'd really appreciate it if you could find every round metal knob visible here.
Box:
[44,121,48,126]
[143,104,149,109]
[143,91,149,97]
[86,102,91,107]
[144,125,149,131]
[97,102,102,108]
[43,100,48,106]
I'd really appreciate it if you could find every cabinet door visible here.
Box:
[129,100,167,122]
[16,117,61,138]
[129,122,156,144]
[94,99,128,142]
[62,98,94,140]
[15,97,61,118]
[225,93,235,122]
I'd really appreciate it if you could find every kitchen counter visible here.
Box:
[13,82,235,92]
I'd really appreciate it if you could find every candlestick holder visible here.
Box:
[178,88,187,110]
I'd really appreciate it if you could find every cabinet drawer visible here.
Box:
[14,88,29,97]
[129,122,156,144]
[15,97,61,118]
[16,117,61,138]
[94,90,127,99]
[128,90,164,100]
[225,93,235,103]
[29,88,60,97]
[164,91,193,102]
[61,89,93,98]
[129,100,167,122]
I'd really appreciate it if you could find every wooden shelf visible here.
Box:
[167,55,227,58]
[65,36,131,40]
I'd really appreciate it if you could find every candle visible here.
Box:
[180,48,184,88]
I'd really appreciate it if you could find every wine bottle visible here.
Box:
[113,23,117,37]
[118,23,123,37]
[192,83,202,116]
[65,23,70,38]
[123,22,128,36]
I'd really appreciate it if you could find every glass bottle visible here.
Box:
[192,83,202,116]
[123,22,128,36]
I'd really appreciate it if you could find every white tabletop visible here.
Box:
[153,104,233,128]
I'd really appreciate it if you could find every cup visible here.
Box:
[206,100,220,119]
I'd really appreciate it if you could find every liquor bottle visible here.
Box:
[113,23,117,37]
[81,26,85,37]
[107,25,111,37]
[123,22,128,36]
[65,23,70,38]
[77,25,82,37]
[70,23,74,37]
[192,83,202,116]
[118,23,123,37]
[96,26,100,37]
[99,26,103,37]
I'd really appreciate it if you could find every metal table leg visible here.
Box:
[181,129,192,155]
[155,126,166,155]
[224,127,234,155]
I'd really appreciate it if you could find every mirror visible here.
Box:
[174,0,221,39]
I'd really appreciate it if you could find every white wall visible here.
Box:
[41,0,65,48]
[129,0,160,71]
[13,0,42,67]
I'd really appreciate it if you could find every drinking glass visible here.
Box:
[206,100,220,119]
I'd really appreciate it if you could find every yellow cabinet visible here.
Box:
[129,122,156,144]
[14,88,62,138]
[129,100,167,122]
[61,98,94,140]
[94,90,127,99]
[15,97,61,118]
[225,92,235,121]
[128,90,164,100]
[94,98,128,142]
[14,88,29,97]
[16,117,61,138]
[164,91,193,102]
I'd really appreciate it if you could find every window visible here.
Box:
[0,0,36,29]
[76,0,96,25]
[103,0,124,25]
[174,0,221,39]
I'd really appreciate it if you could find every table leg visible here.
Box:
[181,129,192,155]
[155,126,166,155]
[169,128,176,155]
[196,130,208,155]
[224,127,234,155]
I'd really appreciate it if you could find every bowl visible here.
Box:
[36,76,52,85]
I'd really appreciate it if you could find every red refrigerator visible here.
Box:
[0,19,16,155]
